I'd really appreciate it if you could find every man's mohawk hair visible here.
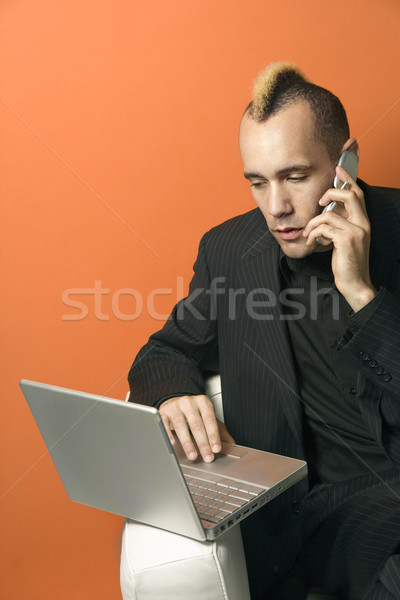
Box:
[251,62,310,121]
[246,62,350,160]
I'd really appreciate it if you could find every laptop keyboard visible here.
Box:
[183,471,264,524]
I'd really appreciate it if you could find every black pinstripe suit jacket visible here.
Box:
[128,181,400,598]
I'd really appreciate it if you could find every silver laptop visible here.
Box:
[20,379,307,541]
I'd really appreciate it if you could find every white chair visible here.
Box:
[120,374,337,600]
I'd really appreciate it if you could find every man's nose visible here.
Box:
[268,184,294,219]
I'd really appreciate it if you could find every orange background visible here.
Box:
[1,0,399,597]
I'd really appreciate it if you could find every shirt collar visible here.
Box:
[279,247,334,284]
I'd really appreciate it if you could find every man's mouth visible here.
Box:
[274,227,304,241]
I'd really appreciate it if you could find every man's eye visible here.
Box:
[250,181,266,188]
[288,176,307,182]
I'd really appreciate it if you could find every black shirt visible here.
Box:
[280,249,393,484]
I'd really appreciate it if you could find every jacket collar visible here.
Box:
[360,180,400,290]
[240,209,275,261]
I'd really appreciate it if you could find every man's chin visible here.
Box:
[278,240,316,259]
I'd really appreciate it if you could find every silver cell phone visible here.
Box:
[322,150,359,214]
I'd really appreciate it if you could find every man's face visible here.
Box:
[239,101,336,258]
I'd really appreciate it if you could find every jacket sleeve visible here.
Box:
[128,233,218,406]
[340,287,400,464]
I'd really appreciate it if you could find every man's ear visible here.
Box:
[342,137,359,158]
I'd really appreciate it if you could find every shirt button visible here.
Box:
[367,359,378,368]
[375,366,384,375]
[349,387,357,395]
[359,352,370,361]
[382,372,392,382]
[292,501,300,514]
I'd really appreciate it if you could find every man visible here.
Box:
[128,63,400,599]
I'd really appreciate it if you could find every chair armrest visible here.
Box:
[120,520,251,600]
[204,371,224,422]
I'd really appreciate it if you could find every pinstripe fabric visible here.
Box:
[128,181,400,599]
[365,584,398,600]
[298,478,400,599]
[379,555,400,598]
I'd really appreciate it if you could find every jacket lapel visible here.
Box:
[237,215,303,445]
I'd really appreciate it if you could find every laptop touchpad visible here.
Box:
[176,441,248,469]
[220,442,248,458]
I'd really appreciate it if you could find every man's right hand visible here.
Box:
[159,395,235,463]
